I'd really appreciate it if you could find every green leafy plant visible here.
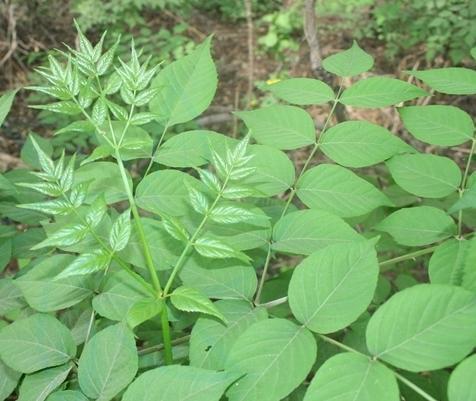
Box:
[1,26,476,401]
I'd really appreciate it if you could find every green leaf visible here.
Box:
[209,204,268,225]
[189,300,267,370]
[126,297,164,328]
[449,181,476,214]
[93,271,151,321]
[136,170,204,217]
[0,278,25,314]
[16,254,93,311]
[0,314,76,373]
[322,41,374,77]
[18,363,72,401]
[0,359,21,401]
[180,255,257,300]
[31,224,88,250]
[297,164,392,217]
[109,209,131,251]
[78,323,138,401]
[400,105,474,146]
[225,319,316,401]
[188,185,210,214]
[171,286,226,322]
[0,89,18,127]
[149,36,217,126]
[265,78,335,105]
[303,353,399,401]
[429,238,476,292]
[161,215,189,242]
[46,390,88,401]
[366,284,476,371]
[194,236,249,262]
[472,47,476,60]
[55,250,110,280]
[340,77,427,107]
[386,154,461,198]
[375,206,456,246]
[448,355,476,401]
[123,365,240,401]
[289,241,378,333]
[321,121,414,168]
[236,105,315,150]
[408,68,476,95]
[27,135,55,176]
[272,210,362,255]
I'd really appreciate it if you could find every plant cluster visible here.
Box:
[1,25,476,401]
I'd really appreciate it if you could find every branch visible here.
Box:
[303,0,321,72]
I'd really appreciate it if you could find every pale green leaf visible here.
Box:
[340,77,427,107]
[265,78,335,105]
[409,68,476,95]
[0,89,18,127]
[0,278,25,314]
[387,153,461,198]
[272,210,362,255]
[46,390,88,401]
[289,241,379,333]
[448,355,476,401]
[297,164,392,217]
[18,363,72,401]
[189,300,267,370]
[126,297,163,328]
[375,206,456,246]
[321,121,414,168]
[55,251,110,280]
[31,224,88,250]
[429,237,476,292]
[225,319,316,401]
[194,236,249,262]
[449,181,476,214]
[78,323,138,401]
[0,359,21,401]
[366,284,476,371]
[123,365,240,401]
[171,286,226,322]
[322,41,374,77]
[149,36,217,126]
[0,314,76,373]
[236,105,315,150]
[109,209,131,251]
[303,353,399,401]
[399,105,474,146]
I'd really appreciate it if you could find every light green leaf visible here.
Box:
[149,36,217,126]
[272,210,362,255]
[225,319,316,401]
[375,206,456,246]
[16,254,93,311]
[78,323,138,401]
[303,353,399,401]
[93,271,151,321]
[340,77,427,107]
[18,363,72,401]
[180,255,257,300]
[55,251,110,280]
[109,209,131,251]
[387,153,461,198]
[171,286,226,322]
[162,215,189,242]
[46,390,88,401]
[297,164,392,217]
[126,297,164,328]
[188,185,210,214]
[429,237,476,292]
[209,204,269,225]
[448,355,476,401]
[81,145,112,165]
[236,105,315,150]
[0,359,21,401]
[399,105,474,146]
[322,41,374,77]
[472,47,476,60]
[265,78,335,105]
[123,365,240,401]
[366,284,476,371]
[409,68,476,95]
[321,120,413,168]
[194,236,249,262]
[449,181,476,214]
[189,300,267,370]
[0,314,76,373]
[136,170,204,217]
[0,89,18,127]
[289,241,379,333]
[0,278,25,314]
[31,224,88,250]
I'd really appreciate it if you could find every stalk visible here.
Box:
[457,137,476,237]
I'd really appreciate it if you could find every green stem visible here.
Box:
[159,307,173,364]
[254,242,272,304]
[457,137,476,237]
[258,296,288,309]
[144,123,169,177]
[379,245,438,271]
[318,335,439,401]
[138,334,190,356]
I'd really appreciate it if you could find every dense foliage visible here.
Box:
[1,23,476,401]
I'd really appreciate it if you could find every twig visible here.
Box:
[0,4,18,68]
[303,0,321,72]
[243,0,254,105]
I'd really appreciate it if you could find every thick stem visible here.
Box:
[160,307,173,364]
